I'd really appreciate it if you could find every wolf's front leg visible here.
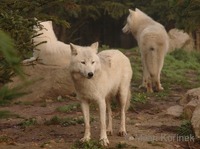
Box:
[80,100,91,142]
[106,100,113,136]
[98,99,109,146]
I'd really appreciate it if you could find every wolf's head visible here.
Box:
[122,8,153,35]
[69,42,101,79]
[33,21,57,44]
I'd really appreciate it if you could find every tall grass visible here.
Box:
[163,49,200,89]
[125,48,200,103]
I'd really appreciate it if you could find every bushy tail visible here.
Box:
[146,47,158,78]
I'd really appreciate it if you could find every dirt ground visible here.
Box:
[0,50,199,149]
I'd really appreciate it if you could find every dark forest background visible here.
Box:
[1,0,200,50]
[0,0,200,87]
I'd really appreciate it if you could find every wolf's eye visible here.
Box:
[81,61,85,64]
[91,61,95,64]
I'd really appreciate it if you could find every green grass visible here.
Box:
[115,142,138,149]
[44,116,86,127]
[128,48,143,86]
[0,135,12,143]
[177,120,195,137]
[14,101,34,106]
[0,110,19,119]
[71,140,103,149]
[123,48,200,103]
[56,103,80,113]
[131,93,148,104]
[162,49,200,90]
[19,118,37,127]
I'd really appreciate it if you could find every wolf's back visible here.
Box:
[98,50,132,76]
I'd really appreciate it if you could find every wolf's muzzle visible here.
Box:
[87,72,94,79]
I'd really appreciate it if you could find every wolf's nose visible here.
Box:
[88,72,94,78]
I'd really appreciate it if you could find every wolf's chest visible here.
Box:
[73,78,101,100]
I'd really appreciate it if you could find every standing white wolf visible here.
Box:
[23,21,71,67]
[69,42,132,146]
[122,8,169,92]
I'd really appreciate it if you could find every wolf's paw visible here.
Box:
[80,136,91,142]
[159,86,164,91]
[118,131,127,137]
[99,137,109,146]
[106,130,113,136]
[147,88,153,93]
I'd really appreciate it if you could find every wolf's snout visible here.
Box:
[87,72,94,78]
[122,24,129,33]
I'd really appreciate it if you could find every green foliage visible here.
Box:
[0,31,22,83]
[44,116,85,127]
[0,136,11,143]
[116,142,138,149]
[116,142,129,148]
[177,120,194,137]
[0,110,19,119]
[132,93,148,104]
[100,1,132,19]
[72,140,103,149]
[0,86,25,105]
[0,78,37,105]
[129,47,200,104]
[169,0,200,32]
[0,1,72,104]
[131,0,200,31]
[19,118,38,127]
[0,12,37,57]
[162,49,200,89]
[56,103,80,113]
[0,0,70,58]
[0,31,29,104]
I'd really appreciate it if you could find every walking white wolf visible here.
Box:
[23,21,71,67]
[69,42,132,146]
[122,8,169,92]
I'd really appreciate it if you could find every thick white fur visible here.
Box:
[69,42,132,146]
[122,8,169,92]
[23,21,71,67]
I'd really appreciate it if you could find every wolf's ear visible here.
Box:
[48,21,53,26]
[90,42,99,53]
[129,9,135,14]
[135,8,141,12]
[70,43,78,56]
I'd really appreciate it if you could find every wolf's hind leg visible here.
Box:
[155,73,164,92]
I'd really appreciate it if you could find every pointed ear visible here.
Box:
[90,42,99,53]
[70,43,78,56]
[48,21,53,26]
[135,8,142,13]
[129,9,135,14]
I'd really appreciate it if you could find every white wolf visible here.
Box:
[69,42,132,146]
[23,21,71,67]
[122,8,169,92]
